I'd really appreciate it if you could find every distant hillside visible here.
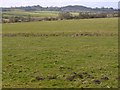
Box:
[61,5,93,12]
[60,5,117,13]
[2,5,118,13]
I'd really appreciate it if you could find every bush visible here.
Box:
[58,12,73,19]
[78,12,107,19]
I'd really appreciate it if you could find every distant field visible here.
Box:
[3,18,117,33]
[3,10,79,18]
[3,10,59,18]
[2,18,118,88]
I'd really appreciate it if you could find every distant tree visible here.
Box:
[98,13,107,18]
[78,12,90,19]
[28,15,31,22]
[58,12,73,19]
[9,16,15,23]
[78,12,107,19]
[101,7,105,9]
[109,7,114,10]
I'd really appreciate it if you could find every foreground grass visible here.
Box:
[2,18,118,88]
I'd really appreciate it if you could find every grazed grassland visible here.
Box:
[3,11,59,18]
[2,18,118,88]
[3,10,79,18]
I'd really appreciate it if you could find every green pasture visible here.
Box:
[2,18,118,88]
[3,11,59,18]
[3,10,80,18]
[3,18,118,33]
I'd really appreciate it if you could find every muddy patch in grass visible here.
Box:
[2,32,117,37]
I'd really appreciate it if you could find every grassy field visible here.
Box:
[2,18,118,88]
[3,18,117,33]
[3,10,59,18]
[3,10,79,18]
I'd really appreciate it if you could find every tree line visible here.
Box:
[58,12,118,19]
[2,12,118,23]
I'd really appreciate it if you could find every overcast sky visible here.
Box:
[0,0,120,9]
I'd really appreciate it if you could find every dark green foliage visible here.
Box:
[58,12,73,19]
[78,12,107,19]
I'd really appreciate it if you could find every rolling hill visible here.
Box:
[2,5,117,13]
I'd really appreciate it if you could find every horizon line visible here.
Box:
[1,4,117,9]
